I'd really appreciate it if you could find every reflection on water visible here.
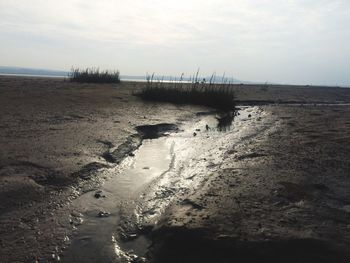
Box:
[62,138,173,263]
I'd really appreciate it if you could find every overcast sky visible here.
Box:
[1,0,350,85]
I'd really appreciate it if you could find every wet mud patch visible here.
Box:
[149,227,350,263]
[135,123,179,139]
[102,134,142,163]
[102,123,178,164]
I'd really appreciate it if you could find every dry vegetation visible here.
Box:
[136,72,236,111]
[69,67,120,83]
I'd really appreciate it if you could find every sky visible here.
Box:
[1,0,350,85]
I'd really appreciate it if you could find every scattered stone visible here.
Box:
[69,216,83,226]
[51,253,60,261]
[205,124,209,130]
[195,129,201,132]
[94,190,106,199]
[248,114,252,118]
[97,211,110,218]
[130,255,147,263]
[71,211,83,218]
[129,152,135,157]
[193,132,197,136]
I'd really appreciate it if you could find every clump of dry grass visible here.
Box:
[69,67,120,83]
[136,71,235,111]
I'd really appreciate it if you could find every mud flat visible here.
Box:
[1,76,350,262]
[147,104,350,263]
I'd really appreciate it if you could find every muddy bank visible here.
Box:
[146,105,350,263]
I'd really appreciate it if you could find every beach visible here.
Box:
[1,76,350,262]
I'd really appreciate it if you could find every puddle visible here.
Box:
[61,106,268,262]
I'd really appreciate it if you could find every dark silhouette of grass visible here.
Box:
[69,67,120,83]
[136,72,235,111]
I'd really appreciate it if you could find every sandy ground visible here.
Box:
[0,76,350,262]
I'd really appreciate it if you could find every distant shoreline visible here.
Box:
[0,73,67,78]
[0,73,148,82]
[0,73,348,88]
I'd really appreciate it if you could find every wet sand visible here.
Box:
[1,76,350,262]
[148,105,350,263]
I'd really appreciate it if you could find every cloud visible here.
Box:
[1,0,350,85]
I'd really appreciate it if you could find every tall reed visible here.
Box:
[69,67,120,83]
[137,71,235,111]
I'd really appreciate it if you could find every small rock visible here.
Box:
[196,129,201,132]
[71,211,83,218]
[94,191,106,199]
[248,114,252,118]
[129,153,135,157]
[193,132,197,136]
[97,211,110,218]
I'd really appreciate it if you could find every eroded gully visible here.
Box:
[60,106,275,263]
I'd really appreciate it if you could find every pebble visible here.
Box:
[71,211,83,218]
[94,191,106,199]
[97,211,110,218]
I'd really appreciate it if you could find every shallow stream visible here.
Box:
[61,107,260,262]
